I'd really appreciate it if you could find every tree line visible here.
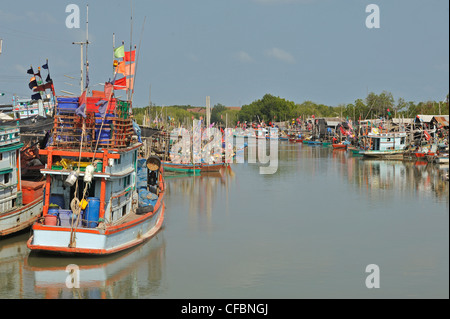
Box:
[133,92,449,127]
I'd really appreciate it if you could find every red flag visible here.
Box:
[340,126,346,135]
[124,50,136,62]
[113,77,127,90]
[424,130,431,141]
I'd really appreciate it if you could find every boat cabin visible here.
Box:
[367,131,407,151]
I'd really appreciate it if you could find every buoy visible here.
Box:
[84,164,95,183]
[65,170,79,187]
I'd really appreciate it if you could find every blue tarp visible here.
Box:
[136,158,157,208]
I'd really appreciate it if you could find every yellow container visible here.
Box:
[79,199,88,210]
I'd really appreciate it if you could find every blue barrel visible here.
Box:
[85,197,100,228]
[49,194,65,209]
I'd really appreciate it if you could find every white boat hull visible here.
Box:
[0,197,43,237]
[27,203,164,255]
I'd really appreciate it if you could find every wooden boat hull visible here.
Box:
[27,201,164,256]
[162,162,201,173]
[303,140,322,145]
[332,144,347,150]
[0,196,43,237]
[360,150,405,160]
[200,163,226,172]
[163,162,225,173]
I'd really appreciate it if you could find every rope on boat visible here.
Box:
[67,90,116,248]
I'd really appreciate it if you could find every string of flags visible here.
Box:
[27,59,55,100]
[75,42,136,119]
[112,44,135,91]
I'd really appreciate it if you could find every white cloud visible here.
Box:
[235,51,254,63]
[264,48,296,64]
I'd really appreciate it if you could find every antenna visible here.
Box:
[72,4,89,94]
[85,4,89,91]
[128,0,133,101]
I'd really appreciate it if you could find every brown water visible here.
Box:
[0,142,448,299]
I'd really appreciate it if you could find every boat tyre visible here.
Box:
[136,205,154,215]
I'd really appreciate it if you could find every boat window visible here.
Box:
[401,137,405,144]
[4,173,9,184]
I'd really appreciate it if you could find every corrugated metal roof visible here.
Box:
[433,116,449,126]
[416,115,436,122]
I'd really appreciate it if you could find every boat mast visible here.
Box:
[72,5,89,94]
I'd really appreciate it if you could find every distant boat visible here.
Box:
[162,161,225,173]
[332,143,347,150]
[1,126,44,237]
[434,154,449,164]
[359,132,407,159]
[347,145,362,155]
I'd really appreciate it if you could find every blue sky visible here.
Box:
[0,0,448,108]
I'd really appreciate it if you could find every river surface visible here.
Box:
[1,142,448,299]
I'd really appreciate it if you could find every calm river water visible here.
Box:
[1,141,448,299]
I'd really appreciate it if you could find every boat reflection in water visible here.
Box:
[346,156,449,204]
[165,165,235,233]
[24,233,166,299]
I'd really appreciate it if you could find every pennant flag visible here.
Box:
[117,61,135,76]
[96,99,108,118]
[116,61,126,74]
[28,77,37,90]
[27,66,34,75]
[75,90,87,118]
[104,82,113,98]
[42,60,49,70]
[114,45,125,58]
[31,93,41,100]
[424,130,431,141]
[113,77,127,90]
[124,50,136,62]
[32,82,53,92]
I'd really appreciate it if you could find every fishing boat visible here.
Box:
[347,145,362,156]
[332,143,347,150]
[0,126,45,237]
[162,161,200,173]
[289,136,302,143]
[359,131,407,159]
[27,43,165,256]
[304,140,322,146]
[162,161,225,173]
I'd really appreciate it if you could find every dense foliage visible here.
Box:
[133,92,449,127]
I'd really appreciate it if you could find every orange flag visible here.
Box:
[117,62,135,76]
